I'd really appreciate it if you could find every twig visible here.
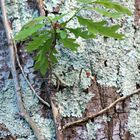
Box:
[0,1,45,139]
[37,0,45,16]
[63,88,140,130]
[78,68,84,86]
[52,72,70,87]
[12,39,50,107]
[11,0,50,109]
[50,96,64,140]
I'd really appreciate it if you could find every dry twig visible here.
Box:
[37,0,46,16]
[12,39,50,107]
[63,88,140,130]
[50,97,64,140]
[0,1,45,139]
[52,72,70,87]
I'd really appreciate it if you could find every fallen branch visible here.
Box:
[12,39,50,107]
[0,1,45,139]
[63,88,140,130]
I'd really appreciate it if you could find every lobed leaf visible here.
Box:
[15,24,44,41]
[85,7,123,18]
[22,16,47,30]
[50,13,67,22]
[77,16,124,39]
[60,30,67,39]
[94,0,132,15]
[60,38,79,51]
[26,34,51,52]
[50,53,58,64]
[34,48,49,75]
[77,0,93,4]
[34,39,58,75]
[67,28,95,39]
[77,0,131,15]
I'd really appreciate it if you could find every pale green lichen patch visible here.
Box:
[56,88,94,117]
[53,0,140,139]
[1,0,140,139]
[6,0,38,34]
[54,63,91,89]
[128,108,140,140]
[128,93,140,140]
[33,114,56,140]
[19,74,39,113]
[19,75,56,139]
[1,1,56,139]
[0,79,56,139]
[86,121,101,140]
[74,120,102,140]
[0,80,33,138]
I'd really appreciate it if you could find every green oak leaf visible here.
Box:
[67,28,95,39]
[15,24,44,41]
[60,38,79,51]
[77,16,124,39]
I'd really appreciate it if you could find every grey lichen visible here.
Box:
[56,88,94,117]
[19,74,39,113]
[33,114,56,140]
[86,121,101,140]
[0,80,33,138]
[6,0,38,34]
[0,78,56,139]
[53,0,140,139]
[128,92,140,140]
[1,1,56,139]
[54,63,91,89]
[75,121,102,140]
[19,75,56,140]
[1,0,140,139]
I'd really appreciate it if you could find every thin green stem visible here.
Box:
[65,1,100,25]
[65,7,83,24]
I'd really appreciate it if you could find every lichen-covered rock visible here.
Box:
[53,0,140,139]
[0,0,140,139]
